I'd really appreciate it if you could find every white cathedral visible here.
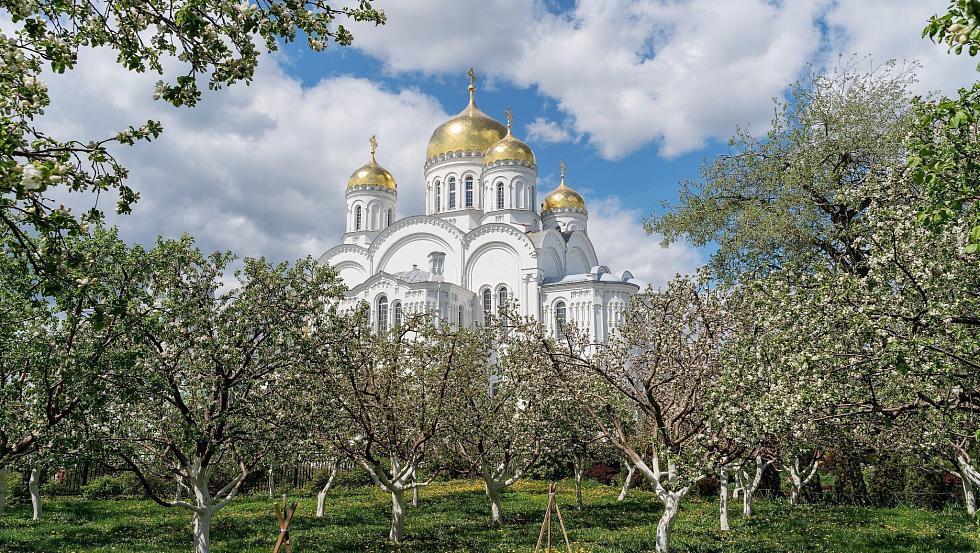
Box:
[319,73,643,342]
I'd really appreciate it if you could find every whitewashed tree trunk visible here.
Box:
[172,459,245,553]
[29,467,41,521]
[315,464,339,518]
[0,465,7,515]
[192,508,211,553]
[737,455,770,518]
[267,467,274,499]
[412,486,419,507]
[618,460,636,502]
[784,455,820,506]
[390,489,406,542]
[955,456,978,517]
[572,454,584,510]
[484,477,505,525]
[719,467,730,531]
[656,492,682,553]
[359,459,428,543]
[960,473,977,517]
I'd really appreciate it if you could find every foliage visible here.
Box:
[914,1,980,251]
[0,227,145,467]
[92,236,344,551]
[0,0,383,283]
[924,0,980,61]
[0,480,977,552]
[649,62,915,281]
[81,474,141,500]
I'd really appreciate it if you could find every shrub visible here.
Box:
[333,465,374,489]
[82,474,140,500]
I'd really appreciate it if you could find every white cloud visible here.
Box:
[525,117,575,144]
[586,196,701,286]
[823,0,978,96]
[352,0,975,159]
[40,48,448,261]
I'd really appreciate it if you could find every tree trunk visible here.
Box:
[315,465,338,518]
[389,489,407,542]
[174,475,184,503]
[719,468,730,531]
[192,509,211,553]
[29,467,41,521]
[0,465,7,515]
[573,454,584,510]
[484,478,504,525]
[787,466,802,506]
[267,467,274,499]
[412,486,419,508]
[316,488,328,518]
[742,483,753,517]
[959,465,978,517]
[656,493,681,553]
[618,461,636,502]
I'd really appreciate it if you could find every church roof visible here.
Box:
[391,268,432,283]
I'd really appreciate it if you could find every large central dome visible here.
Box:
[426,75,506,161]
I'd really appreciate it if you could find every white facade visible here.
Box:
[319,81,642,342]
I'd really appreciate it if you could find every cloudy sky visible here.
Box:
[35,0,977,284]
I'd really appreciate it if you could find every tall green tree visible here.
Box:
[649,63,915,281]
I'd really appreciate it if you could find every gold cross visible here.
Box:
[467,67,477,89]
[505,107,513,129]
[559,160,566,179]
[369,134,378,160]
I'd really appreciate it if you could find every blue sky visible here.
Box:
[32,0,979,284]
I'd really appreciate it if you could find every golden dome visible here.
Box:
[542,161,586,211]
[347,135,396,190]
[426,68,507,161]
[484,108,536,166]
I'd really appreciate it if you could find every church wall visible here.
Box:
[375,233,460,283]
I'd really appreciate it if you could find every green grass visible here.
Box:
[0,480,977,552]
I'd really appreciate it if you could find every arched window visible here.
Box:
[458,305,464,327]
[354,206,362,231]
[393,301,403,328]
[497,286,509,327]
[465,176,474,207]
[497,286,508,311]
[555,300,567,337]
[449,177,457,209]
[386,208,393,227]
[377,295,389,333]
[434,181,441,213]
[496,183,505,209]
[482,288,492,324]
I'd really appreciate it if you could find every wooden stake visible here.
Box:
[534,483,573,553]
[272,494,298,553]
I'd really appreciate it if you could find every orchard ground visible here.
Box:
[0,480,977,552]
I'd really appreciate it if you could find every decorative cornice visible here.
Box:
[463,223,537,256]
[424,150,485,170]
[346,184,397,197]
[318,243,369,263]
[483,159,536,171]
[542,207,588,216]
[367,215,466,256]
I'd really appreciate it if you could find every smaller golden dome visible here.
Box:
[347,135,396,190]
[542,161,586,211]
[484,108,536,166]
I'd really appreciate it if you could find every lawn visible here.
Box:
[0,480,977,552]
